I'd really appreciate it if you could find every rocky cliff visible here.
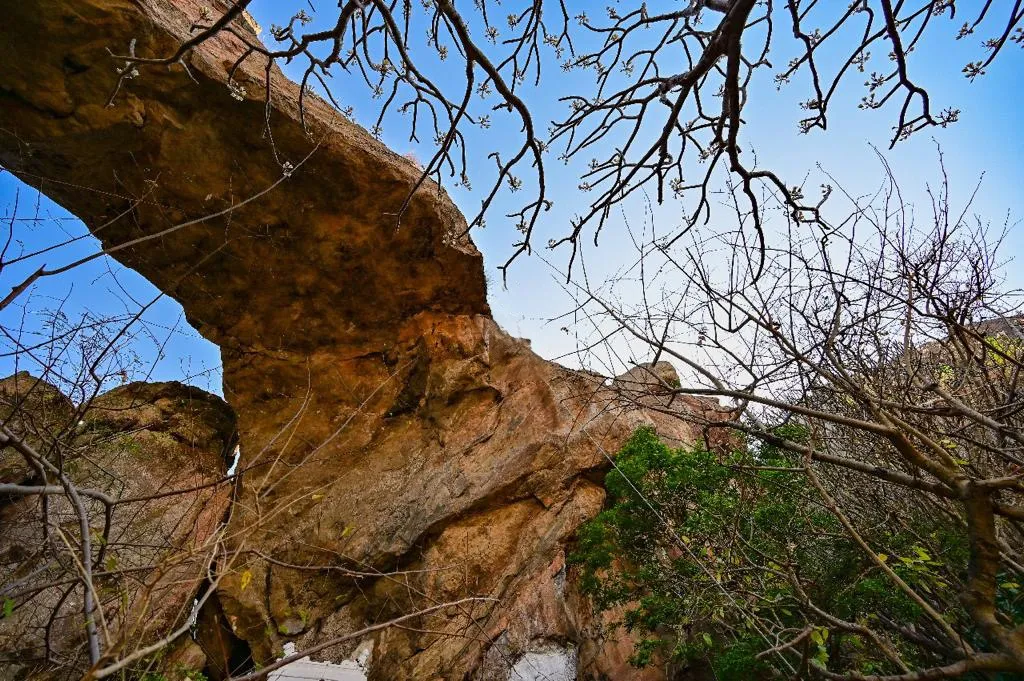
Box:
[0,2,724,679]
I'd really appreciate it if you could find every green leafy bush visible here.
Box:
[570,427,1020,678]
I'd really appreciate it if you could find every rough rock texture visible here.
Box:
[0,374,236,679]
[0,373,76,484]
[0,2,726,679]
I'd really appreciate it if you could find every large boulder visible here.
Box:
[0,376,236,680]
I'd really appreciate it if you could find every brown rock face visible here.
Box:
[0,2,723,678]
[0,375,235,679]
[0,373,76,484]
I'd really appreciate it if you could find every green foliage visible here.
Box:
[180,668,208,681]
[983,332,1024,367]
[132,665,207,681]
[569,427,988,678]
[712,637,771,681]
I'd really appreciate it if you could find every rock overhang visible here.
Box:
[0,0,489,353]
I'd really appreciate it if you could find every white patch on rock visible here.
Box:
[268,643,367,681]
[352,637,374,670]
[508,642,578,681]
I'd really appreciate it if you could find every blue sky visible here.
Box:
[1,1,1021,394]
